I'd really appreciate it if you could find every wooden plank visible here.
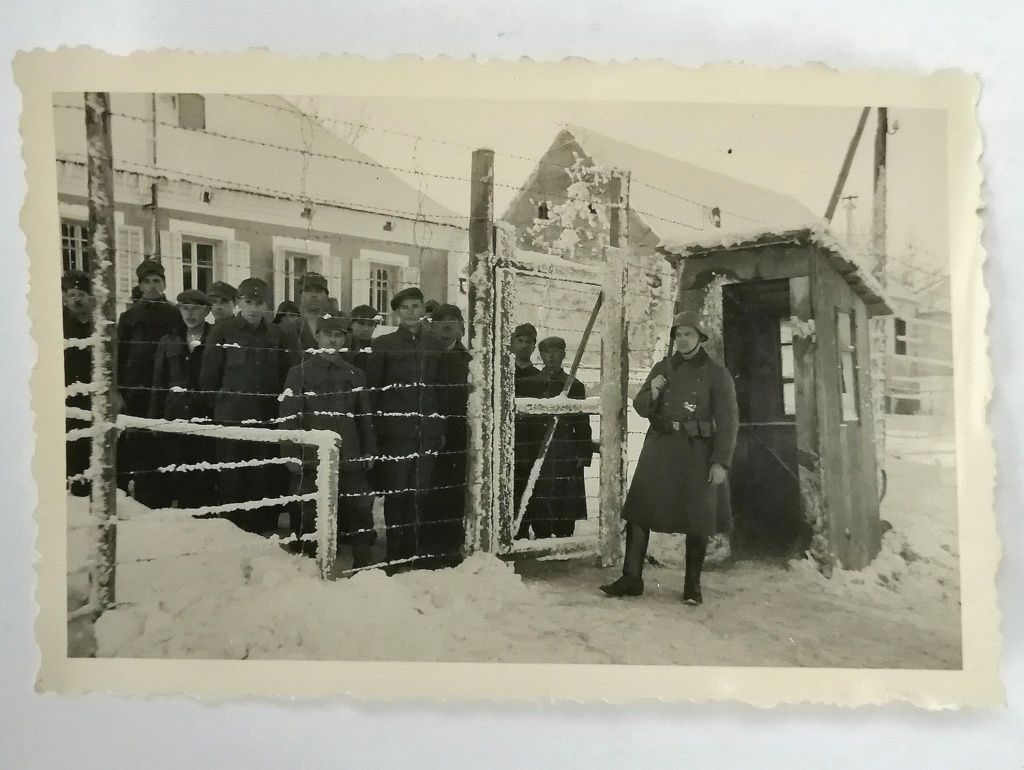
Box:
[683,245,810,286]
[856,301,883,564]
[84,92,119,610]
[790,275,831,574]
[599,244,628,567]
[494,262,517,553]
[503,537,594,561]
[465,148,495,554]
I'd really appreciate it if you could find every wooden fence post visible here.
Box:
[316,436,341,580]
[465,148,495,554]
[84,92,120,611]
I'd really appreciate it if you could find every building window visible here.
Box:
[779,318,796,417]
[178,94,206,130]
[181,238,216,293]
[837,310,859,423]
[61,221,90,273]
[283,252,310,302]
[369,262,398,322]
[893,317,908,356]
[537,201,549,220]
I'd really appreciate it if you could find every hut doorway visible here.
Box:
[722,279,806,558]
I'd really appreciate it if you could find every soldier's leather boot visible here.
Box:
[683,535,707,606]
[600,523,650,597]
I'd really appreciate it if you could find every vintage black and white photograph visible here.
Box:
[18,54,993,700]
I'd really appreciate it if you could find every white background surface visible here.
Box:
[2,2,1022,767]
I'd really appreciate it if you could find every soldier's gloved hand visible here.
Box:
[708,463,728,485]
[650,374,668,397]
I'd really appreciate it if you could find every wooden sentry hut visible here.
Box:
[659,227,892,571]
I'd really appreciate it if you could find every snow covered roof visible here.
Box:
[561,124,821,245]
[53,93,464,229]
[659,224,893,317]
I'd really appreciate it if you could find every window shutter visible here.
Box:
[400,265,422,290]
[159,230,184,302]
[224,239,251,289]
[322,252,343,307]
[114,224,145,310]
[351,258,371,308]
[272,246,286,305]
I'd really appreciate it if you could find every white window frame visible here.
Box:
[273,235,333,304]
[59,207,126,273]
[358,249,411,327]
[169,219,234,286]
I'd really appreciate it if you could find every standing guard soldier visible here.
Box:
[422,303,471,568]
[364,286,449,572]
[115,258,181,506]
[344,304,380,371]
[62,270,94,497]
[207,281,238,324]
[519,336,594,538]
[148,289,216,509]
[279,312,378,569]
[297,272,331,356]
[199,277,301,533]
[600,312,739,606]
[510,322,542,538]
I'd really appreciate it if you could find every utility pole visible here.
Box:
[872,107,888,285]
[147,93,160,259]
[824,107,871,223]
[84,92,119,611]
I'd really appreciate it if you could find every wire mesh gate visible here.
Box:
[465,223,628,566]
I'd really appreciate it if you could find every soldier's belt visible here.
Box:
[668,420,714,438]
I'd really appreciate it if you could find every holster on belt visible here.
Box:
[683,420,715,438]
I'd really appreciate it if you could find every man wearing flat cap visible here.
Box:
[207,281,238,324]
[62,271,95,496]
[279,312,378,568]
[297,272,331,357]
[421,303,471,567]
[510,322,542,534]
[343,304,380,372]
[115,258,181,505]
[601,311,738,607]
[518,336,595,539]
[364,285,450,572]
[200,277,302,533]
[148,289,216,509]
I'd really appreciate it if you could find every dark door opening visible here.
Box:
[722,279,806,558]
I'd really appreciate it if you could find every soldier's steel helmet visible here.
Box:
[670,311,709,343]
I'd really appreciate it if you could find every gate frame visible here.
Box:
[464,222,628,567]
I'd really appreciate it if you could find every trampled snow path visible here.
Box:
[67,415,961,668]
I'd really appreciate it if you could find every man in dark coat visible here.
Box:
[148,289,215,510]
[115,258,182,506]
[601,311,738,606]
[199,277,301,533]
[510,322,542,538]
[62,270,94,497]
[363,286,449,572]
[279,313,377,568]
[208,281,238,324]
[421,303,471,567]
[343,304,380,372]
[297,272,331,357]
[518,336,594,538]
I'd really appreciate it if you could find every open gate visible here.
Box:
[465,223,629,566]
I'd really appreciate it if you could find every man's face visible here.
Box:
[63,288,93,316]
[316,328,348,353]
[238,296,267,325]
[539,345,566,370]
[301,287,329,315]
[210,297,236,321]
[138,274,165,301]
[397,298,425,329]
[510,334,536,362]
[350,319,376,343]
[433,317,463,347]
[179,303,208,330]
[674,326,702,353]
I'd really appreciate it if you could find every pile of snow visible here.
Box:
[92,511,535,661]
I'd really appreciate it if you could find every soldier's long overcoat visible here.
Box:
[622,347,739,536]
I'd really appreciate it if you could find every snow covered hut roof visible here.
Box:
[560,124,821,244]
[659,224,893,317]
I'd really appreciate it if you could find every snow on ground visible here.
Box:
[68,414,961,668]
